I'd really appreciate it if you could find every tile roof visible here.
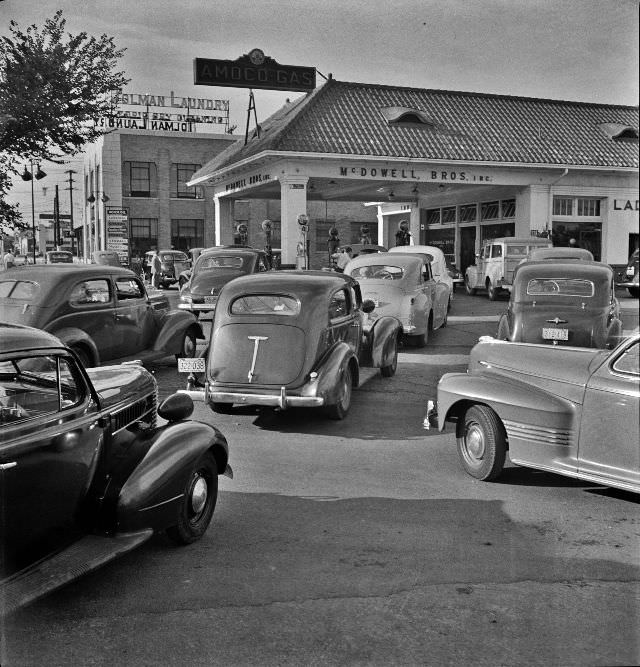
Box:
[193,79,639,181]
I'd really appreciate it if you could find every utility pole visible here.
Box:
[54,184,61,249]
[65,169,77,256]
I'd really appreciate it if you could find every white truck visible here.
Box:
[464,236,552,300]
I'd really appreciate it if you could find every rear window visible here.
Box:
[526,278,594,297]
[0,280,40,300]
[349,265,404,280]
[48,252,73,263]
[230,294,299,315]
[199,255,246,270]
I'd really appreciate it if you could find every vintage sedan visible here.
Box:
[345,253,449,347]
[425,333,639,493]
[144,249,190,288]
[45,250,74,264]
[180,271,402,419]
[616,248,639,298]
[179,247,271,318]
[388,244,455,301]
[0,265,203,367]
[496,260,622,349]
[0,324,232,612]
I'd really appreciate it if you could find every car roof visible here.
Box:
[515,260,613,280]
[0,323,66,354]
[219,270,355,298]
[485,237,550,244]
[348,252,427,267]
[199,247,264,258]
[0,264,138,280]
[388,244,443,258]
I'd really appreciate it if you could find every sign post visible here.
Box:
[106,208,130,266]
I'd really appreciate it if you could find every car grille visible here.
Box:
[111,392,157,434]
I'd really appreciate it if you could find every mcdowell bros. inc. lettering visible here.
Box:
[339,166,492,182]
[225,174,272,192]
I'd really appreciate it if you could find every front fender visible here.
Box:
[465,265,480,288]
[369,316,402,368]
[312,342,359,403]
[436,372,576,435]
[48,326,100,365]
[116,420,229,533]
[153,311,204,353]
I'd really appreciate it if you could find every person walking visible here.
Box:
[150,248,162,289]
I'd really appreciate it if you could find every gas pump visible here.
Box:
[296,214,309,269]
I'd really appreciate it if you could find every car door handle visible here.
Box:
[0,462,17,470]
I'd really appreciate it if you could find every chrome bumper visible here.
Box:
[179,387,324,410]
[178,303,217,311]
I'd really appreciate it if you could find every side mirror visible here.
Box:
[362,299,376,314]
[158,392,194,421]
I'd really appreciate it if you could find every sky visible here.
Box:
[1,0,638,134]
[1,0,638,223]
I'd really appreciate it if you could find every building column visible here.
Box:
[517,185,551,236]
[279,176,309,267]
[214,195,234,245]
[409,205,420,245]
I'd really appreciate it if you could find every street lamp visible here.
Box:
[87,192,109,252]
[21,161,47,264]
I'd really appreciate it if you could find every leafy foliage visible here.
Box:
[0,10,129,234]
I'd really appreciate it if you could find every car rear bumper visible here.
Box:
[179,387,324,409]
[178,303,217,312]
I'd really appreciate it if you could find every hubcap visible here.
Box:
[466,424,485,461]
[190,475,208,515]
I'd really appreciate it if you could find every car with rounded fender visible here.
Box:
[388,244,456,299]
[345,252,449,347]
[0,264,203,367]
[179,271,402,419]
[616,248,639,298]
[179,246,271,318]
[144,249,190,288]
[0,323,232,613]
[496,260,622,348]
[425,333,639,493]
[45,250,74,264]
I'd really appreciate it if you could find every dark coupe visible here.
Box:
[178,247,271,318]
[181,271,402,419]
[0,324,231,612]
[0,265,203,367]
[496,260,622,348]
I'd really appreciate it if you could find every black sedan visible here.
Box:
[0,324,232,612]
[496,260,623,348]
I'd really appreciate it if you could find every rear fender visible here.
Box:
[153,311,204,353]
[49,327,100,366]
[436,372,577,435]
[313,342,359,403]
[369,316,402,367]
[116,420,229,533]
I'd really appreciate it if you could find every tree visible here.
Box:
[0,10,130,231]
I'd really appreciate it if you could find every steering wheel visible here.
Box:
[374,270,392,280]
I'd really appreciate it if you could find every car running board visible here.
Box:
[1,529,153,615]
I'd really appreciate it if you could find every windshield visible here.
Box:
[349,265,405,280]
[0,280,40,300]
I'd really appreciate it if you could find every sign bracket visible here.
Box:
[244,90,260,146]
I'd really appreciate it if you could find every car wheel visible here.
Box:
[380,337,398,377]
[326,365,352,420]
[465,276,476,296]
[166,452,218,545]
[629,287,639,298]
[487,281,499,301]
[71,344,94,368]
[176,329,197,361]
[456,405,506,481]
[411,330,428,347]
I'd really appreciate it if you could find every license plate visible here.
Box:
[204,296,217,303]
[178,357,206,373]
[542,327,569,341]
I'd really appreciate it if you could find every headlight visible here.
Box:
[180,294,193,303]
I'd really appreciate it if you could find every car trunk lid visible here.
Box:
[210,323,306,385]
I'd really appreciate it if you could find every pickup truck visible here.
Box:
[464,236,552,300]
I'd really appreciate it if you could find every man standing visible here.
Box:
[3,247,16,270]
[150,248,162,289]
[335,246,353,273]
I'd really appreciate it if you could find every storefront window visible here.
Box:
[130,218,158,255]
[577,198,601,216]
[171,219,204,251]
[553,197,573,216]
[459,204,477,222]
[423,228,455,258]
[481,223,515,242]
[481,201,499,220]
[424,208,440,225]
[501,199,516,218]
[122,162,157,198]
[552,222,601,261]
[441,207,456,224]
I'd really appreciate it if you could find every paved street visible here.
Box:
[2,288,639,666]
